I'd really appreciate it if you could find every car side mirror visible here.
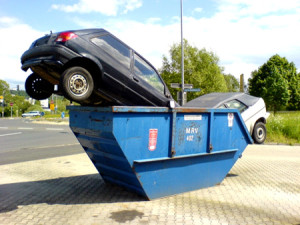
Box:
[169,100,176,108]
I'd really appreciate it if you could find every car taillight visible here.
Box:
[55,32,78,42]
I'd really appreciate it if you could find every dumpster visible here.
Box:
[68,106,252,200]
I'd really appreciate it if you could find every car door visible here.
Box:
[90,34,132,94]
[130,52,170,106]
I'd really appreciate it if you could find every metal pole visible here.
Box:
[55,94,57,114]
[180,0,185,106]
[2,91,4,118]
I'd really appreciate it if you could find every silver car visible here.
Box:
[184,93,270,144]
[22,111,42,118]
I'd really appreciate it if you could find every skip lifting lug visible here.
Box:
[209,144,213,152]
[171,149,176,157]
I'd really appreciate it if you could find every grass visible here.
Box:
[266,111,300,145]
[29,113,69,124]
[43,113,69,119]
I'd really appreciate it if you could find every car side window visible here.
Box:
[225,100,247,113]
[91,35,130,69]
[218,104,226,109]
[134,53,164,94]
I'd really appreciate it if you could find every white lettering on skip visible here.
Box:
[186,127,199,134]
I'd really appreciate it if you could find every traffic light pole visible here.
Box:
[2,91,4,118]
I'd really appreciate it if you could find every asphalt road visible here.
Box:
[0,118,83,165]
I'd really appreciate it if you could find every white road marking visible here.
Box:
[0,132,22,137]
[46,128,64,131]
[28,143,80,150]
[17,127,33,130]
[2,127,66,131]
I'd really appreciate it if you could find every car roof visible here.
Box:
[184,92,260,108]
[72,28,107,35]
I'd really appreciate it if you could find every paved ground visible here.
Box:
[0,144,299,225]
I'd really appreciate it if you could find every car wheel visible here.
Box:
[61,66,94,103]
[252,122,266,144]
[25,73,53,100]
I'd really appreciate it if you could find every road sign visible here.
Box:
[171,83,181,88]
[184,88,201,92]
[171,83,194,89]
[10,102,13,106]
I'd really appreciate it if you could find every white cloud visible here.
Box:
[0,17,44,88]
[193,8,203,14]
[72,0,300,82]
[122,0,142,14]
[90,19,181,68]
[67,0,298,83]
[208,0,300,79]
[52,0,142,16]
[2,0,300,89]
[218,0,300,16]
[146,17,161,24]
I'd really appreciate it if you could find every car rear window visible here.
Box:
[222,100,247,113]
[134,53,164,94]
[91,35,131,69]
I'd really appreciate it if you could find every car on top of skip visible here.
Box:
[21,29,176,107]
[184,92,270,144]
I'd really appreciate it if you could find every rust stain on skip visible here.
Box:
[175,108,209,113]
[91,119,104,122]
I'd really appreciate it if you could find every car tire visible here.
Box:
[61,66,94,103]
[252,122,267,144]
[25,73,53,100]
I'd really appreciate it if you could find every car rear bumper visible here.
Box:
[21,45,80,71]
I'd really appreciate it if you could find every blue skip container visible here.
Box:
[68,106,252,200]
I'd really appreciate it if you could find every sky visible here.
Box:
[0,0,300,90]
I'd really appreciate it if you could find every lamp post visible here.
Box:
[180,0,185,106]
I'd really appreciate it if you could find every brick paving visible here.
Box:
[0,145,299,225]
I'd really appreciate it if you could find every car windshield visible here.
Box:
[134,54,164,94]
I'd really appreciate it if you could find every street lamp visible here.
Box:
[180,0,185,106]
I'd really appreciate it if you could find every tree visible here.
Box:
[11,95,31,115]
[262,65,289,113]
[160,40,227,102]
[248,54,299,112]
[0,80,11,116]
[10,90,28,97]
[223,74,239,92]
[0,79,11,100]
[286,70,300,110]
[26,104,44,112]
[1,79,39,117]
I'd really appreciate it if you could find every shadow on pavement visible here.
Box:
[0,174,145,213]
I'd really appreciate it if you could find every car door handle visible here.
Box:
[133,76,139,82]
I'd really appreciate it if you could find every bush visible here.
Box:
[25,105,44,113]
[266,111,300,145]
